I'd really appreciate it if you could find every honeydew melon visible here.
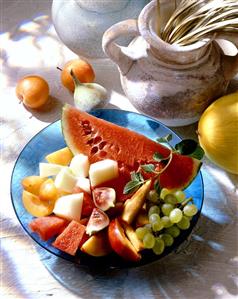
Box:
[89,159,119,187]
[53,193,84,222]
[69,154,89,177]
[54,167,77,193]
[39,163,65,177]
[75,177,91,194]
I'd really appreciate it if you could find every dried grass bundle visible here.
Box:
[161,0,238,45]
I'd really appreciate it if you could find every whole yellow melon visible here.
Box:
[197,91,238,174]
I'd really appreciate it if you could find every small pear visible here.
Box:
[70,70,108,111]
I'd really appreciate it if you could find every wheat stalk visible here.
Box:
[161,0,238,45]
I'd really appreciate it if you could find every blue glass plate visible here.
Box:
[11,109,204,269]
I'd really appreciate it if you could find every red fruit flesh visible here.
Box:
[52,220,86,256]
[29,215,69,241]
[108,218,141,262]
[62,105,201,192]
[73,187,95,217]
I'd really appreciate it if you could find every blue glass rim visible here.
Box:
[10,108,204,269]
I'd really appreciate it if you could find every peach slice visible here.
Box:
[135,209,149,228]
[108,218,141,262]
[80,230,111,257]
[122,222,144,252]
[122,180,151,224]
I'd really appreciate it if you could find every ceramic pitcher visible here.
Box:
[52,0,149,59]
[102,0,238,126]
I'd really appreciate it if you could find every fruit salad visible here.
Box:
[22,146,198,262]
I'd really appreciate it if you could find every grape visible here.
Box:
[147,190,159,203]
[152,220,164,232]
[143,232,155,249]
[148,205,160,216]
[159,233,174,246]
[177,216,190,230]
[153,238,165,255]
[149,213,160,224]
[161,216,173,228]
[164,194,177,205]
[169,208,183,223]
[144,223,152,231]
[174,190,186,203]
[165,226,180,238]
[160,188,170,200]
[183,204,198,217]
[161,203,174,216]
[136,227,149,240]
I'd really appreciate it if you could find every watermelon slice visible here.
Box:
[29,216,69,241]
[52,220,86,256]
[62,105,201,191]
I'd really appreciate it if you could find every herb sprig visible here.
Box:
[123,134,204,196]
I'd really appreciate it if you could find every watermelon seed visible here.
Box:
[87,139,94,145]
[91,146,99,155]
[99,141,107,149]
[84,129,92,135]
[81,120,90,126]
[93,136,102,144]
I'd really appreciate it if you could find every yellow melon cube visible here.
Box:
[45,147,73,166]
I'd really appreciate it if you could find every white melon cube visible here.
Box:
[39,163,65,177]
[75,177,91,194]
[54,167,77,193]
[53,193,84,222]
[89,159,119,187]
[70,154,89,177]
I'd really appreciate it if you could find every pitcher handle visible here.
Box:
[102,19,139,76]
[215,32,238,80]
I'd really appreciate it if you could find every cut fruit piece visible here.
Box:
[86,208,109,236]
[122,222,144,252]
[21,176,47,195]
[62,105,201,191]
[54,167,77,193]
[22,190,54,217]
[80,230,111,257]
[122,180,151,224]
[108,218,141,262]
[53,193,84,222]
[29,215,69,241]
[135,209,149,227]
[39,163,65,177]
[45,147,73,166]
[39,178,58,202]
[73,185,95,217]
[92,187,116,211]
[89,159,119,187]
[52,220,86,256]
[69,154,89,177]
[74,177,91,194]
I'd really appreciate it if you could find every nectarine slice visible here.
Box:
[108,218,141,262]
[81,231,111,257]
[122,180,151,224]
